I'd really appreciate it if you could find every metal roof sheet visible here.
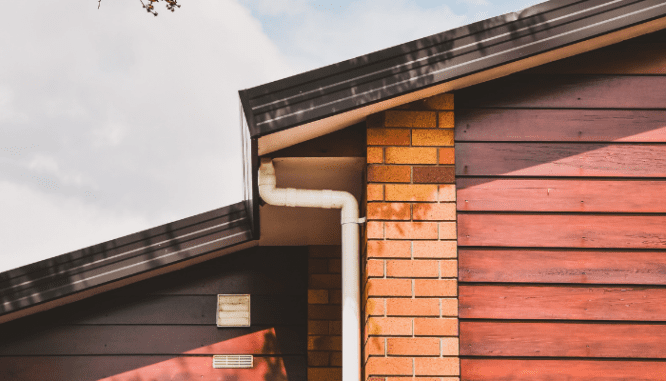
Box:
[0,202,253,320]
[240,0,666,138]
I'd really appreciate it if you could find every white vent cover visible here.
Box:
[217,294,251,327]
[212,354,253,369]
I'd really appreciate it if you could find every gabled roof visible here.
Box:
[240,0,666,154]
[0,203,254,323]
[4,0,666,324]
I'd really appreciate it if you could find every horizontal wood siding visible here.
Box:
[458,214,666,248]
[459,249,666,285]
[456,143,666,177]
[0,356,306,381]
[456,28,666,381]
[0,247,307,381]
[461,321,666,358]
[456,109,666,142]
[461,359,666,381]
[458,179,666,213]
[459,285,666,321]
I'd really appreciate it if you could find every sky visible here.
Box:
[0,0,543,272]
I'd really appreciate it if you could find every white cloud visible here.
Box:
[0,0,549,270]
[93,121,128,147]
[244,0,309,16]
[28,154,60,174]
[0,85,29,123]
[0,181,152,272]
[0,0,292,264]
[458,0,490,6]
[241,0,468,72]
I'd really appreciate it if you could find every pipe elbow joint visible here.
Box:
[259,158,360,224]
[339,192,359,225]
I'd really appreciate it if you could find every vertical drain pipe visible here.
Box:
[258,158,361,381]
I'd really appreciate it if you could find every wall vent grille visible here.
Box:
[212,354,254,369]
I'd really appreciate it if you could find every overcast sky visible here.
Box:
[0,0,542,272]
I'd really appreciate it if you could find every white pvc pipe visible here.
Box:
[258,158,361,381]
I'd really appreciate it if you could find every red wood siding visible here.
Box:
[456,28,666,380]
[0,247,307,381]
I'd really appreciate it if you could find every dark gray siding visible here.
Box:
[0,246,307,381]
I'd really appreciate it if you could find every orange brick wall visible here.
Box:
[364,93,459,381]
[308,245,343,381]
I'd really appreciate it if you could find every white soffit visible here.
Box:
[258,157,364,246]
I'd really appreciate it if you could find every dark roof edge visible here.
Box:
[241,0,666,139]
[0,202,255,323]
[241,0,576,99]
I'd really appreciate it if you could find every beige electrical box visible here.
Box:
[217,294,250,327]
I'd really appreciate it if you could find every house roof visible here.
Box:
[4,0,666,324]
[240,0,666,155]
[0,202,254,323]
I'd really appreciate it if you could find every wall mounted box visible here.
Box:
[216,294,251,327]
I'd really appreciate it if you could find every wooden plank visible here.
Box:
[458,214,666,249]
[136,246,308,295]
[529,43,666,75]
[461,359,666,381]
[461,321,666,358]
[455,109,666,142]
[0,325,305,355]
[459,285,666,321]
[455,143,666,177]
[0,355,306,381]
[459,249,666,284]
[53,294,307,325]
[455,75,666,109]
[457,179,666,213]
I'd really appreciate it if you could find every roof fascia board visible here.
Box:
[257,8,666,155]
[248,0,613,117]
[242,0,666,151]
[0,202,255,323]
[241,0,582,104]
[1,204,246,282]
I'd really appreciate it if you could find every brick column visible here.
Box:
[308,245,343,381]
[363,94,459,381]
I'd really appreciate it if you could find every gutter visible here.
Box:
[240,0,666,154]
[258,158,363,381]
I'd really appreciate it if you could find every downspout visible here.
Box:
[258,158,362,381]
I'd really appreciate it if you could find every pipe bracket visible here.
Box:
[341,217,366,225]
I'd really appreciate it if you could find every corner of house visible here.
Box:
[363,93,459,381]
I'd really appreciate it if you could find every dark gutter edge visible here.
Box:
[251,0,634,117]
[239,90,256,142]
[259,1,661,128]
[242,0,666,139]
[0,201,256,320]
[283,9,664,132]
[0,239,258,325]
[237,0,576,137]
[0,202,246,284]
[251,138,260,238]
[242,0,581,98]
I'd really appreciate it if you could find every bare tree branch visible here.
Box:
[97,0,181,16]
[139,0,181,16]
